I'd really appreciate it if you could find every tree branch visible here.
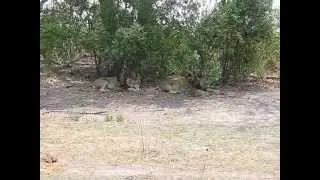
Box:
[40,0,49,12]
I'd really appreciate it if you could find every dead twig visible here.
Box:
[41,110,108,115]
[40,152,58,163]
[138,119,145,157]
[60,55,90,68]
[201,148,209,180]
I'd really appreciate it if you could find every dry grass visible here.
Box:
[40,111,279,179]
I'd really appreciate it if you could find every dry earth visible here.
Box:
[40,73,280,180]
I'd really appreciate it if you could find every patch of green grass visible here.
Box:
[116,114,125,122]
[104,113,126,122]
[105,114,114,122]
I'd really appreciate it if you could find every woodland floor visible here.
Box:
[40,62,280,180]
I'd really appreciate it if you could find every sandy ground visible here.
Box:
[40,74,280,180]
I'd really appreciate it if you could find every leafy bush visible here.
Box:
[40,0,279,86]
[111,23,147,78]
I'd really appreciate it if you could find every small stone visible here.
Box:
[128,88,139,92]
[192,89,208,97]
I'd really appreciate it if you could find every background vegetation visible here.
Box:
[40,0,280,86]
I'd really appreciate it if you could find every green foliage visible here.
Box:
[196,0,274,84]
[40,0,88,65]
[40,0,279,86]
[111,23,147,75]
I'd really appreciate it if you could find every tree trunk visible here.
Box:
[40,0,49,13]
[93,50,101,77]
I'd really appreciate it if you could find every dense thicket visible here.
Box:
[40,0,279,86]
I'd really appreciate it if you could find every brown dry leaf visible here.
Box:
[41,153,58,163]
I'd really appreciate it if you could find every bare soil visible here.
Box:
[40,71,280,180]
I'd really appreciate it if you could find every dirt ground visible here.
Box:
[40,73,280,180]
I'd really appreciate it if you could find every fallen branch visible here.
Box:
[40,55,87,69]
[41,110,108,115]
[265,76,280,80]
[61,55,91,68]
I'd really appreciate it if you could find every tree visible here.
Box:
[40,0,49,13]
[40,0,278,87]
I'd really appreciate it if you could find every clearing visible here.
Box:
[40,73,280,180]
